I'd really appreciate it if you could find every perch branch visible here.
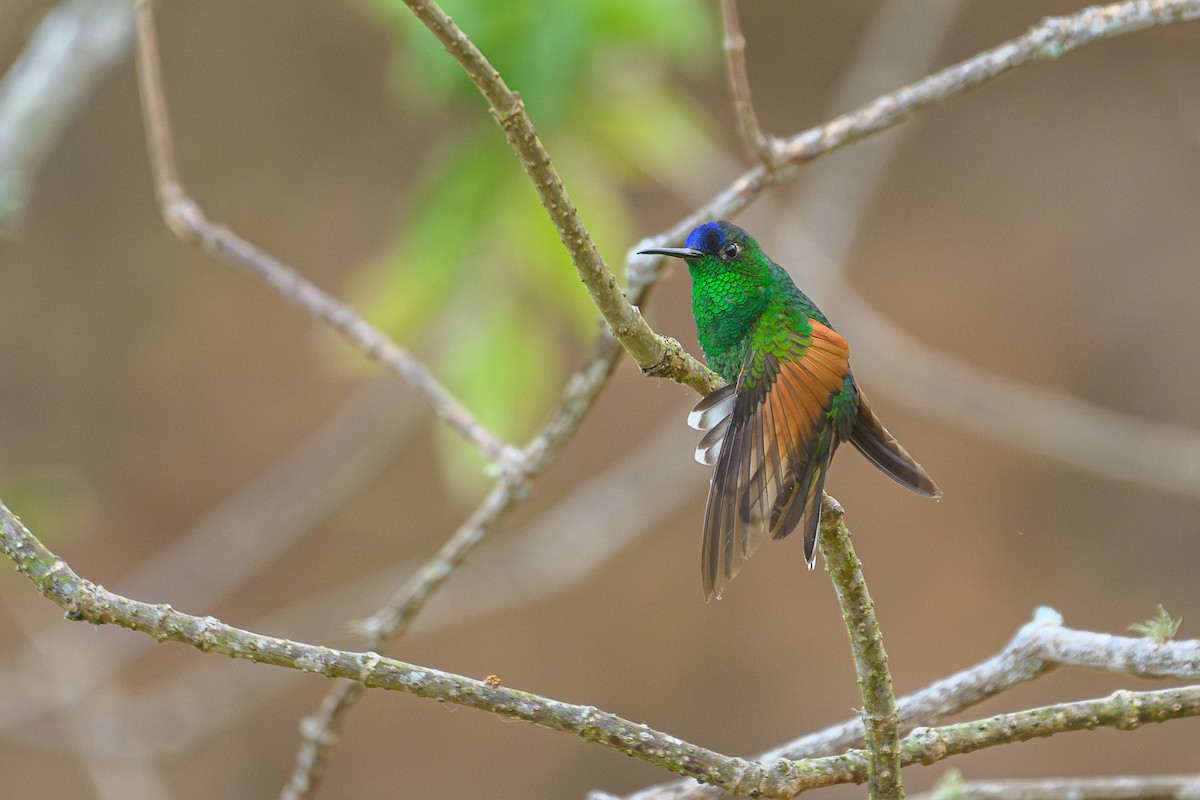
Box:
[817,496,901,799]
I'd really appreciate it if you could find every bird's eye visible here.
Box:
[720,243,741,261]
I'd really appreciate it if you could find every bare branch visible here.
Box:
[817,497,901,799]
[132,5,521,470]
[772,1,1200,165]
[0,498,772,795]
[784,685,1200,795]
[718,0,773,164]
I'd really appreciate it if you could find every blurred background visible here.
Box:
[1,0,1199,798]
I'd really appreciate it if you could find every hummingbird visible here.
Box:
[640,221,941,599]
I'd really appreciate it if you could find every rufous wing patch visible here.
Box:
[697,319,853,599]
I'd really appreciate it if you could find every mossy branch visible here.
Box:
[817,495,902,800]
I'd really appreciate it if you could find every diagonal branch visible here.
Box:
[132,5,520,471]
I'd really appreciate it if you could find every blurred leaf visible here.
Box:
[360,0,715,114]
[435,298,561,498]
[591,82,717,184]
[353,138,513,340]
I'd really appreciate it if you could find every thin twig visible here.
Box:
[817,496,902,800]
[3,498,1200,798]
[718,0,773,164]
[132,5,521,471]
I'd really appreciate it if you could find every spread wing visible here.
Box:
[690,320,852,600]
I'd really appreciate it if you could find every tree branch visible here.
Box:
[780,685,1200,795]
[718,0,773,165]
[0,496,780,795]
[817,496,901,799]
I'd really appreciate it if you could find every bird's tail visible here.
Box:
[849,391,942,498]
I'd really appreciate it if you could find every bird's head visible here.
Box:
[638,221,767,280]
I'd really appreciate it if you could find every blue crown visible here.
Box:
[684,221,724,254]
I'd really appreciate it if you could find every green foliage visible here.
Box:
[1128,604,1182,643]
[362,0,712,118]
[351,0,717,496]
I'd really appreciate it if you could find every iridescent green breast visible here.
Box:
[689,265,771,382]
